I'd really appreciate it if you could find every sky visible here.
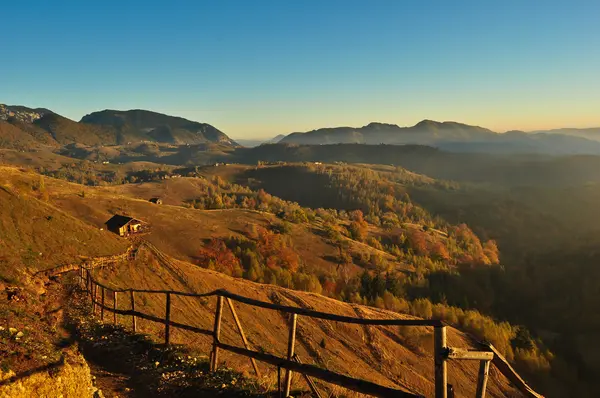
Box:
[2,1,600,139]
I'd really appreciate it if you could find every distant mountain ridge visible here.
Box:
[280,120,496,145]
[532,127,600,142]
[2,101,600,155]
[0,104,237,148]
[279,120,600,155]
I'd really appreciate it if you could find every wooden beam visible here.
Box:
[130,291,137,332]
[92,283,97,314]
[165,292,171,345]
[225,298,260,377]
[89,302,213,336]
[476,360,490,398]
[478,342,544,398]
[82,281,442,327]
[221,290,443,327]
[293,354,323,398]
[284,313,297,397]
[446,347,494,361]
[434,326,447,398]
[87,271,91,298]
[216,342,420,398]
[211,295,224,372]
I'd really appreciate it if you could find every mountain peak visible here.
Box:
[414,119,442,128]
[364,122,399,129]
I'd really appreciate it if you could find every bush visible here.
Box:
[271,222,293,234]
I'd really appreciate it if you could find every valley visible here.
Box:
[2,106,600,397]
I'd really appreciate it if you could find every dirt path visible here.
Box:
[87,362,135,398]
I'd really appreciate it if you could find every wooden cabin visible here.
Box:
[149,197,163,204]
[105,215,145,237]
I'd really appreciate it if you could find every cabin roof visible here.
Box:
[105,215,142,229]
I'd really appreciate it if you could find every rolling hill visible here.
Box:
[233,143,600,186]
[81,109,237,146]
[0,165,531,396]
[533,127,600,142]
[2,161,591,395]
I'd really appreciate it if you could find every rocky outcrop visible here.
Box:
[0,105,44,124]
[0,353,95,398]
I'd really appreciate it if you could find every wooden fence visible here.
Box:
[78,266,543,398]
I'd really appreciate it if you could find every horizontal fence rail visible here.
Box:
[77,265,544,398]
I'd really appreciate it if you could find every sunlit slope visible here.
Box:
[27,175,411,276]
[0,167,413,278]
[0,167,128,283]
[0,166,522,396]
[93,250,521,397]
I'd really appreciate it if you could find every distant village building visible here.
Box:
[149,198,163,204]
[105,215,146,237]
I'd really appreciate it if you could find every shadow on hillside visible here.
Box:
[64,288,277,397]
[0,357,65,388]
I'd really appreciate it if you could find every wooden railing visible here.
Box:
[77,266,543,398]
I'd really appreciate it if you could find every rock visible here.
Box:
[15,331,24,339]
[93,388,105,398]
[9,327,18,335]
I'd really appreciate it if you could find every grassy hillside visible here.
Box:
[0,164,581,395]
[0,121,40,150]
[0,167,127,284]
[92,248,521,397]
[80,109,236,146]
[33,113,121,146]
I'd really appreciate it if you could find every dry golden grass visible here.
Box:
[0,166,522,396]
[90,247,522,397]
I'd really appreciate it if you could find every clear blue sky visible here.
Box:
[2,1,600,138]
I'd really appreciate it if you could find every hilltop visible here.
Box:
[81,109,236,146]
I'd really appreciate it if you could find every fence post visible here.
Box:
[293,354,323,398]
[113,291,118,325]
[226,297,261,377]
[434,325,448,398]
[210,295,224,372]
[92,283,97,314]
[130,291,137,332]
[165,292,171,345]
[283,313,298,397]
[87,271,91,297]
[100,287,105,321]
[476,360,491,398]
